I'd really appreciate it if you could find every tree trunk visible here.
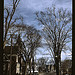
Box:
[25,62,27,75]
[29,59,32,75]
[55,57,59,75]
[9,36,12,75]
[59,54,61,75]
[32,57,34,75]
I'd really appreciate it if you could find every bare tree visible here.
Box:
[4,0,23,49]
[23,26,41,75]
[36,6,72,75]
[16,26,41,75]
[4,1,28,75]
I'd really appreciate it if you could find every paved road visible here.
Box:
[39,72,56,75]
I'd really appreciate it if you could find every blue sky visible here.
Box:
[4,0,72,61]
[4,0,72,29]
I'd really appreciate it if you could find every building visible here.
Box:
[3,46,25,75]
[46,64,56,72]
[61,59,72,75]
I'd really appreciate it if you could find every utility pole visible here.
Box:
[9,34,13,75]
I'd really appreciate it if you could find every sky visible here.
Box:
[4,0,72,29]
[4,0,72,61]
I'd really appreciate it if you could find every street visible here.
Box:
[39,72,56,75]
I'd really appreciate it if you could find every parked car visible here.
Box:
[28,70,39,75]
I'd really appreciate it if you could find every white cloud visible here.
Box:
[5,0,72,25]
[19,0,72,11]
[20,0,53,11]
